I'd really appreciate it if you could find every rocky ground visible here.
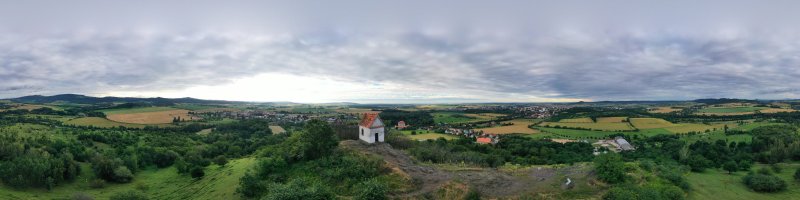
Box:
[340,140,599,199]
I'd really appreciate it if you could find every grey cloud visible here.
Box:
[2,1,800,101]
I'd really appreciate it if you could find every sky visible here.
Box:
[2,1,800,103]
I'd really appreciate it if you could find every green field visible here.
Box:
[687,164,800,200]
[698,106,765,113]
[400,130,459,140]
[65,117,177,128]
[558,118,594,123]
[432,112,481,124]
[629,118,674,129]
[0,158,255,200]
[99,107,179,115]
[539,122,635,131]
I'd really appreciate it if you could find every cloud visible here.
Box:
[2,1,800,102]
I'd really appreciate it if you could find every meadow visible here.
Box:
[629,118,674,129]
[0,158,255,200]
[558,117,594,123]
[432,112,504,124]
[476,119,541,134]
[648,106,683,113]
[400,130,459,140]
[687,164,800,200]
[268,125,286,134]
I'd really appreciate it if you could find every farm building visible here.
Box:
[476,137,492,144]
[396,120,408,129]
[614,137,634,151]
[359,113,385,143]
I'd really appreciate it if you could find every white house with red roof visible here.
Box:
[359,113,385,143]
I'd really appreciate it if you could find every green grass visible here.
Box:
[698,107,765,113]
[687,163,800,200]
[539,122,635,131]
[432,112,480,124]
[99,107,179,115]
[734,122,784,131]
[0,158,256,200]
[534,127,669,140]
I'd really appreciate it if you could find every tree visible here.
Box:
[723,161,738,174]
[743,173,787,193]
[594,153,625,184]
[289,120,339,161]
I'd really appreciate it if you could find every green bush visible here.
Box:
[261,178,334,200]
[594,153,625,184]
[110,190,149,200]
[354,178,388,200]
[742,173,787,193]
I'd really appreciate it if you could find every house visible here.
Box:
[396,120,408,129]
[476,137,492,144]
[359,113,385,143]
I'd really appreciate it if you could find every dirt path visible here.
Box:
[340,141,590,198]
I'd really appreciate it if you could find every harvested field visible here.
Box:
[648,106,683,113]
[100,106,177,115]
[759,108,797,113]
[596,117,627,123]
[107,109,194,124]
[558,118,594,123]
[539,122,634,131]
[476,119,541,134]
[269,125,286,134]
[629,118,674,129]
[65,117,176,128]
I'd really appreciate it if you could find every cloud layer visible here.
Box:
[2,1,800,102]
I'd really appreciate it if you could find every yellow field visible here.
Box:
[65,117,176,128]
[476,119,541,134]
[759,108,797,113]
[107,109,194,124]
[629,118,674,129]
[269,125,286,134]
[539,122,634,131]
[596,117,628,123]
[648,107,683,113]
[558,118,594,123]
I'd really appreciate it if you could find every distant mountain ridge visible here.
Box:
[5,94,239,105]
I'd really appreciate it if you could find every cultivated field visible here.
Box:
[648,106,683,113]
[66,117,177,128]
[558,118,594,123]
[539,121,635,131]
[695,106,766,115]
[103,107,195,124]
[476,119,541,134]
[595,117,628,123]
[759,108,797,113]
[194,107,242,113]
[432,112,505,124]
[269,125,286,134]
[408,133,460,141]
[629,118,674,129]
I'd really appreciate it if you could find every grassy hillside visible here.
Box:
[0,158,255,200]
[688,164,800,200]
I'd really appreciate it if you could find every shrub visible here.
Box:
[354,178,388,200]
[113,166,134,183]
[794,168,800,182]
[742,173,787,193]
[262,178,334,200]
[602,187,637,200]
[89,179,106,189]
[190,167,205,178]
[72,193,94,200]
[110,190,149,200]
[213,155,228,166]
[594,153,625,184]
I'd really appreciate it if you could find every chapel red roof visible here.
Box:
[359,113,382,128]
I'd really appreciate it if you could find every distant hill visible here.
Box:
[6,94,241,105]
[694,98,759,105]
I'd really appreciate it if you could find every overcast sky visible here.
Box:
[2,1,800,103]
